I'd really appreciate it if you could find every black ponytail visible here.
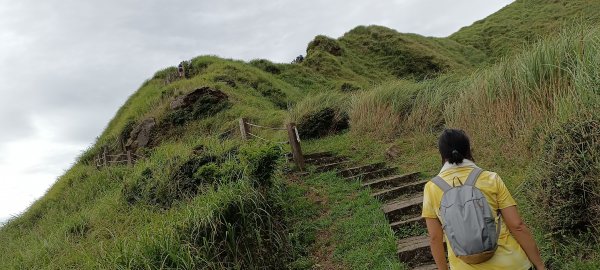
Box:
[438,129,474,165]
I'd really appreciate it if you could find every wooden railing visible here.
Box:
[239,118,305,170]
[94,148,143,168]
[94,119,304,170]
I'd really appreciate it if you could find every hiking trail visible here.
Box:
[295,151,437,269]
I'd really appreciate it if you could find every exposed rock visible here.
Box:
[126,118,156,151]
[385,145,401,160]
[170,87,228,110]
[165,87,230,126]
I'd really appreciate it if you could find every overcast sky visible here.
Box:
[0,0,513,224]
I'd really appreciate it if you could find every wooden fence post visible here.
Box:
[127,150,132,166]
[286,122,305,171]
[239,118,250,140]
[102,147,108,167]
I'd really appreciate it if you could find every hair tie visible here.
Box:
[452,150,459,155]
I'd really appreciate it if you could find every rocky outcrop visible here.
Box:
[166,87,230,126]
[125,118,156,151]
[170,87,228,110]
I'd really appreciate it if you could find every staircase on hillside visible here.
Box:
[295,151,437,269]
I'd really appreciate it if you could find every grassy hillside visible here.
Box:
[2,0,600,269]
[451,0,600,59]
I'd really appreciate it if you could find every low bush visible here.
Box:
[528,116,600,239]
[297,108,349,140]
[123,142,282,209]
[306,35,343,56]
[289,92,350,140]
[249,59,282,74]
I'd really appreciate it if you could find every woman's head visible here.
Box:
[438,129,473,164]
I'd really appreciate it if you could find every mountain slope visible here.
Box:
[2,0,600,269]
[451,0,600,59]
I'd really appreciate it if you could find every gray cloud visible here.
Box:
[0,0,513,219]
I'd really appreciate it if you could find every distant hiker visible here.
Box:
[422,129,545,270]
[178,62,185,78]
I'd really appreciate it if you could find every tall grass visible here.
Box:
[288,91,349,123]
[350,27,600,151]
[349,26,600,267]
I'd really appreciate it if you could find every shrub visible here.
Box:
[239,144,282,188]
[528,117,600,239]
[306,35,343,56]
[297,108,349,140]
[288,92,350,140]
[178,189,290,269]
[123,143,281,208]
[249,59,281,74]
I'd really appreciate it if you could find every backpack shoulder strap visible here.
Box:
[465,167,484,186]
[431,176,452,192]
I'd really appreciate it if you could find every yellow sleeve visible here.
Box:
[421,182,438,218]
[495,174,517,209]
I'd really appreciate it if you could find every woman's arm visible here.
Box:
[425,218,448,270]
[500,206,545,270]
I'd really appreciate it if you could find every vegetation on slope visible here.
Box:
[3,0,600,269]
[348,27,600,268]
[451,0,600,59]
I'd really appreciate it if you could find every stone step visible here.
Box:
[390,216,425,233]
[338,162,386,178]
[362,172,421,190]
[413,264,437,270]
[383,196,423,222]
[305,156,348,166]
[372,179,428,203]
[346,167,398,182]
[397,235,433,267]
[315,160,353,172]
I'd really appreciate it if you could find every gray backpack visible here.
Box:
[431,167,501,264]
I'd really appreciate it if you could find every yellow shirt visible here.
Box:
[421,163,532,270]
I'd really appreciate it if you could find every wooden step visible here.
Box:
[362,172,420,190]
[383,196,423,222]
[315,160,352,172]
[346,167,397,182]
[372,179,428,203]
[413,264,437,270]
[305,156,348,166]
[338,162,386,178]
[304,151,333,159]
[390,216,425,233]
[289,151,333,161]
[397,235,433,267]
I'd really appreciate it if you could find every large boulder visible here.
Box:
[170,87,228,110]
[125,118,156,151]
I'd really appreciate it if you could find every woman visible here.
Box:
[421,129,545,270]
